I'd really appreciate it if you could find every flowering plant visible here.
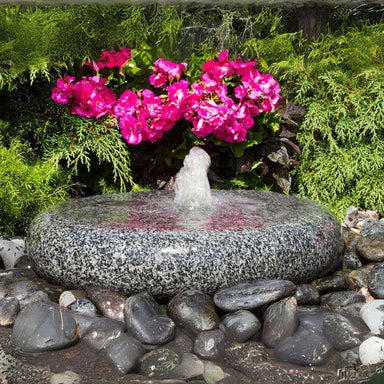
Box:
[52,48,281,147]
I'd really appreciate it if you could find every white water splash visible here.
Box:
[174,146,212,210]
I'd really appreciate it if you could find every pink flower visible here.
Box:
[230,57,257,76]
[98,48,131,69]
[150,58,187,88]
[70,76,116,118]
[120,115,148,145]
[51,75,75,104]
[202,51,234,82]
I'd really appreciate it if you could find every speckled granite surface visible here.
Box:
[27,191,342,297]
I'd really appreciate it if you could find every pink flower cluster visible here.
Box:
[52,49,281,145]
[84,48,131,71]
[52,75,116,118]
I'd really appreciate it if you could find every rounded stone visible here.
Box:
[168,289,219,334]
[262,297,299,348]
[27,191,341,296]
[0,297,20,326]
[124,292,175,345]
[359,337,384,365]
[369,265,384,299]
[13,302,79,353]
[322,313,369,351]
[275,326,333,366]
[220,310,261,342]
[294,284,320,305]
[50,371,81,384]
[214,279,297,312]
[193,329,226,360]
[360,300,384,335]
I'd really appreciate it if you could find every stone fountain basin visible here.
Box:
[27,191,342,297]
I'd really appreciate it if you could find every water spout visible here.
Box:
[174,147,212,210]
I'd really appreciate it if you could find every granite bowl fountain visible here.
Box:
[27,147,342,297]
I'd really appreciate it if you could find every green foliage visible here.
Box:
[0,141,69,236]
[46,114,133,193]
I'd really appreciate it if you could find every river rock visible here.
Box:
[168,290,218,334]
[275,326,333,366]
[360,300,384,334]
[344,207,359,228]
[356,220,384,261]
[348,267,372,289]
[163,329,194,357]
[262,297,299,348]
[321,291,365,311]
[68,299,97,316]
[86,286,126,322]
[202,361,252,384]
[369,265,384,299]
[339,302,365,318]
[59,290,87,308]
[193,329,226,360]
[13,302,79,353]
[311,274,349,294]
[139,348,180,378]
[298,306,332,332]
[338,347,361,367]
[0,238,25,269]
[50,371,81,384]
[81,316,125,350]
[323,312,369,351]
[105,333,145,374]
[213,280,296,312]
[294,284,320,305]
[168,353,204,380]
[359,337,384,365]
[124,292,175,345]
[220,310,261,342]
[0,297,19,326]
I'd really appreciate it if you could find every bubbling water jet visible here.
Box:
[174,146,212,210]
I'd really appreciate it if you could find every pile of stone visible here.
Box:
[1,210,384,383]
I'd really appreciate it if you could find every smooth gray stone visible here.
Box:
[275,326,333,366]
[369,265,384,299]
[105,333,145,374]
[162,329,194,357]
[0,282,7,299]
[168,290,218,334]
[193,329,226,361]
[262,297,299,348]
[85,286,126,322]
[311,274,349,294]
[298,307,332,332]
[357,220,384,261]
[339,303,365,318]
[321,291,365,311]
[0,268,37,281]
[0,297,19,326]
[338,347,361,367]
[50,371,81,384]
[220,310,261,342]
[68,299,97,316]
[124,292,175,345]
[323,313,369,351]
[13,302,79,353]
[294,284,320,305]
[202,361,252,384]
[27,191,341,297]
[168,353,204,380]
[18,290,50,310]
[81,316,125,350]
[214,280,297,312]
[139,348,180,379]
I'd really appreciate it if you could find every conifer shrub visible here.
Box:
[0,140,70,236]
